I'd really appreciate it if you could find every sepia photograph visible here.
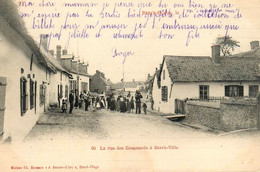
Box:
[0,0,260,171]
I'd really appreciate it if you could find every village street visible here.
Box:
[1,108,259,172]
[24,108,214,142]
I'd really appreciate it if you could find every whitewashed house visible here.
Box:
[38,36,73,108]
[0,0,60,141]
[59,49,91,94]
[152,43,260,114]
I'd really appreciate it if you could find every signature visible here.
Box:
[112,48,134,64]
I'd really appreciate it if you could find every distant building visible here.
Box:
[57,47,91,94]
[111,79,145,96]
[152,42,260,114]
[90,70,112,94]
[39,36,72,108]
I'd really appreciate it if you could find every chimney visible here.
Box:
[40,34,48,51]
[250,41,259,50]
[49,50,54,56]
[133,79,135,83]
[211,45,220,63]
[62,49,68,55]
[56,45,61,61]
[147,73,150,80]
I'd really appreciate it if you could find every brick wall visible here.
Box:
[185,98,258,132]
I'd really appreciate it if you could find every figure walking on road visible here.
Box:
[69,90,74,114]
[130,96,135,113]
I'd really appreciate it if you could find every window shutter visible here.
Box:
[35,81,37,114]
[60,85,63,98]
[20,77,23,115]
[25,80,28,110]
[165,86,168,102]
[239,86,244,97]
[225,86,229,97]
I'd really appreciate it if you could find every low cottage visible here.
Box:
[153,43,260,114]
[0,0,60,141]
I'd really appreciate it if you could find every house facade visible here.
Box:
[0,1,58,141]
[153,43,260,114]
[90,70,112,94]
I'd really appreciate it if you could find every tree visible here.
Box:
[215,36,240,56]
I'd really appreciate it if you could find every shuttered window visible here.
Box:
[161,86,168,102]
[20,77,28,116]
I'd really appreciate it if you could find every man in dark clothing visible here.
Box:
[135,91,143,114]
[69,90,74,114]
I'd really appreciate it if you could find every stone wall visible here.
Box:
[185,98,258,132]
[220,99,257,131]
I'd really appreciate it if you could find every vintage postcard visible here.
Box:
[0,0,260,171]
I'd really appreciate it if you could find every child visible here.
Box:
[143,102,147,115]
[62,99,67,113]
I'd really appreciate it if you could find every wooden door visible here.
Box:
[0,77,7,138]
[175,99,185,114]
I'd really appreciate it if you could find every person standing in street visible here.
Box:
[135,90,143,114]
[143,102,147,114]
[69,90,74,114]
[130,96,135,113]
[79,92,84,109]
[150,97,154,110]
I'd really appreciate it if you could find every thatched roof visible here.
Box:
[163,50,260,82]
[0,0,59,73]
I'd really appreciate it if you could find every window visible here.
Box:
[199,85,209,100]
[163,70,165,80]
[30,79,35,109]
[249,85,259,98]
[161,86,168,102]
[40,84,46,106]
[225,85,244,97]
[20,77,28,115]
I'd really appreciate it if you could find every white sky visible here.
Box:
[15,0,260,83]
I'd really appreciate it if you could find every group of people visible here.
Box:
[61,90,148,115]
[106,91,147,114]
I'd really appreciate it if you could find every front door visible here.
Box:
[0,77,7,139]
[175,99,185,114]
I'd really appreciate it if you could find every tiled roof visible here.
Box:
[164,52,260,82]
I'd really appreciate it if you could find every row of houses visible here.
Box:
[0,0,90,142]
[150,41,260,114]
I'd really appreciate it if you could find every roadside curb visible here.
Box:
[217,128,258,137]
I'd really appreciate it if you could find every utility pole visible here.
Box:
[76,58,80,101]
[122,63,125,93]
